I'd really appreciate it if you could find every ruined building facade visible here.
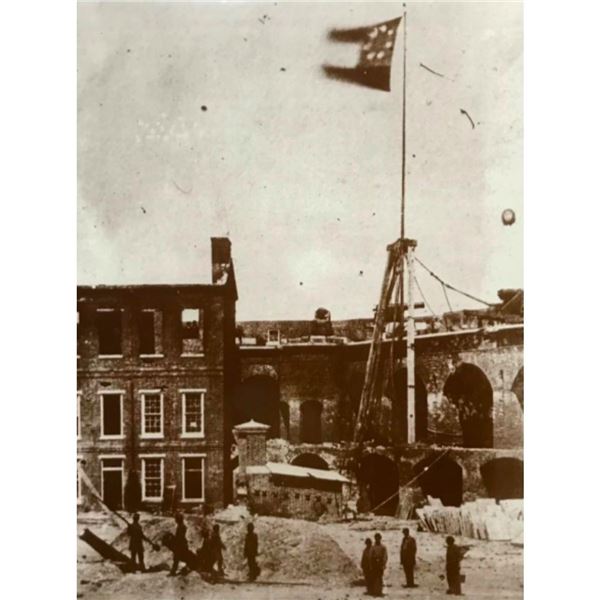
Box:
[77,238,238,512]
[235,295,524,515]
[77,237,523,517]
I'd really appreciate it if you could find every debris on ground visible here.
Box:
[215,504,251,524]
[417,497,524,542]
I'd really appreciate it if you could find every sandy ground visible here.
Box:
[77,513,523,600]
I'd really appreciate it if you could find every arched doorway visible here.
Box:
[300,400,323,443]
[443,363,494,448]
[357,454,400,516]
[291,453,329,470]
[512,368,524,411]
[388,368,428,443]
[235,375,280,438]
[413,455,463,506]
[480,458,523,500]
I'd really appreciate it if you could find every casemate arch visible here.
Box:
[443,363,494,448]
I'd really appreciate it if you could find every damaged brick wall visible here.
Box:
[78,281,237,512]
[238,326,523,453]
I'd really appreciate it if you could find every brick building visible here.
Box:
[77,238,238,512]
[232,420,349,520]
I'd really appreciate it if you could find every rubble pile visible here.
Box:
[416,497,523,542]
[109,514,359,583]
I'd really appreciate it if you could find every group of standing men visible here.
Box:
[361,528,466,596]
[127,513,260,581]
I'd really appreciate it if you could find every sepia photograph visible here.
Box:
[76,1,524,598]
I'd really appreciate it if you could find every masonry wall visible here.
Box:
[239,326,523,451]
[77,284,236,511]
[246,473,346,520]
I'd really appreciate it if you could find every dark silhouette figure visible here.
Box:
[169,513,188,576]
[196,528,212,573]
[445,536,465,595]
[243,523,261,581]
[210,523,226,576]
[370,533,388,597]
[361,537,373,595]
[400,527,417,588]
[127,513,145,572]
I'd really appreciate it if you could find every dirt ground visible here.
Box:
[77,512,523,600]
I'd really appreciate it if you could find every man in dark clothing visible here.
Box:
[169,513,188,576]
[210,523,226,576]
[361,538,373,595]
[127,513,146,572]
[400,527,417,588]
[243,523,261,581]
[445,536,465,595]
[196,528,212,573]
[370,533,388,597]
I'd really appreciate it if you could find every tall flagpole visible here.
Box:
[400,4,407,241]
[398,6,407,360]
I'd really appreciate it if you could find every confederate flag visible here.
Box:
[323,17,402,92]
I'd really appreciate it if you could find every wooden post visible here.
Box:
[354,241,403,443]
[405,239,417,443]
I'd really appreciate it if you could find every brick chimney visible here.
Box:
[211,237,232,285]
[233,420,270,475]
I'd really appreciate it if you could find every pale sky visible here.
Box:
[78,1,523,321]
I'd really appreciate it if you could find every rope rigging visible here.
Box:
[414,256,495,308]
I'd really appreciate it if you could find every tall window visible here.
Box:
[141,456,164,501]
[141,392,163,438]
[97,309,122,356]
[181,308,204,355]
[181,390,204,437]
[101,457,124,510]
[181,455,205,501]
[139,309,163,356]
[100,392,124,438]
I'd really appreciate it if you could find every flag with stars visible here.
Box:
[323,17,402,91]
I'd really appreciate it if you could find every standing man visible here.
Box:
[370,532,388,597]
[400,527,417,588]
[210,523,226,576]
[361,538,373,595]
[169,513,188,576]
[243,523,261,581]
[127,513,146,572]
[445,536,465,595]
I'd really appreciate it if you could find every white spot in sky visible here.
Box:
[368,29,378,39]
[385,41,393,49]
[376,51,385,59]
[367,52,375,61]
[379,25,387,32]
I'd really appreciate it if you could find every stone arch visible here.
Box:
[291,453,329,470]
[480,457,523,500]
[356,453,400,516]
[443,363,494,448]
[512,367,524,410]
[241,363,279,381]
[300,400,323,443]
[234,375,280,438]
[413,454,463,507]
